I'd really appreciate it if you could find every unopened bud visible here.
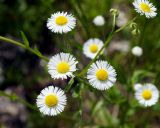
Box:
[129,22,138,30]
[110,8,119,17]
[131,29,140,36]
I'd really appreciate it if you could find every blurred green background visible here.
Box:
[0,0,160,128]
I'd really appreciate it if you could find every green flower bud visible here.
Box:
[129,22,138,30]
[110,8,119,17]
[131,29,140,36]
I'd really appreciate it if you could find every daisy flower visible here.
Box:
[135,83,159,107]
[93,15,105,26]
[47,12,76,34]
[48,53,78,79]
[133,0,157,18]
[87,60,117,90]
[36,86,67,116]
[83,38,104,59]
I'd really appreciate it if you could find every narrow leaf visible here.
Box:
[21,31,29,47]
[34,46,42,56]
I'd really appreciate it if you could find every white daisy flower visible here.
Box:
[87,60,117,90]
[47,12,76,34]
[134,83,143,91]
[36,86,67,116]
[48,53,78,79]
[83,38,104,59]
[133,0,157,18]
[135,83,159,107]
[93,15,105,26]
[131,46,143,57]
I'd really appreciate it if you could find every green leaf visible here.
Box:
[21,31,29,47]
[34,46,42,56]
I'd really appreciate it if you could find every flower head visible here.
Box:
[83,38,104,59]
[48,53,78,79]
[36,86,67,116]
[93,15,105,26]
[87,60,117,90]
[135,83,159,107]
[47,12,76,33]
[133,0,157,18]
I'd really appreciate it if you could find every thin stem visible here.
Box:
[0,36,49,61]
[111,14,117,33]
[26,47,49,61]
[115,16,138,33]
[0,90,37,110]
[64,77,75,92]
[0,36,25,48]
[78,89,82,128]
[79,33,114,77]
[78,16,137,77]
[78,14,117,77]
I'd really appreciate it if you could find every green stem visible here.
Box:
[64,77,75,92]
[27,47,49,61]
[78,16,137,77]
[111,14,117,33]
[0,36,25,48]
[0,90,37,110]
[78,89,83,128]
[78,14,117,77]
[115,16,138,33]
[0,36,49,61]
[79,33,114,77]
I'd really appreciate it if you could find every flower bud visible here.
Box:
[131,29,140,36]
[93,15,105,26]
[110,8,119,17]
[131,46,143,57]
[129,22,138,30]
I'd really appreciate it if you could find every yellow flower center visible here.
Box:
[57,62,70,73]
[55,16,68,25]
[89,44,98,53]
[45,94,58,107]
[140,3,151,13]
[96,69,108,81]
[142,90,152,100]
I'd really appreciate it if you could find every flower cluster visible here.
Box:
[36,0,159,116]
[37,52,117,116]
[36,12,117,116]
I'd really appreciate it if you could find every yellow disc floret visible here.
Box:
[140,3,151,13]
[89,44,98,53]
[56,16,68,25]
[142,90,152,100]
[96,69,108,81]
[57,62,70,73]
[45,94,58,107]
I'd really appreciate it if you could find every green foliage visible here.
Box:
[0,0,160,128]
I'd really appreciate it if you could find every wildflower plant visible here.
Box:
[0,0,160,127]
